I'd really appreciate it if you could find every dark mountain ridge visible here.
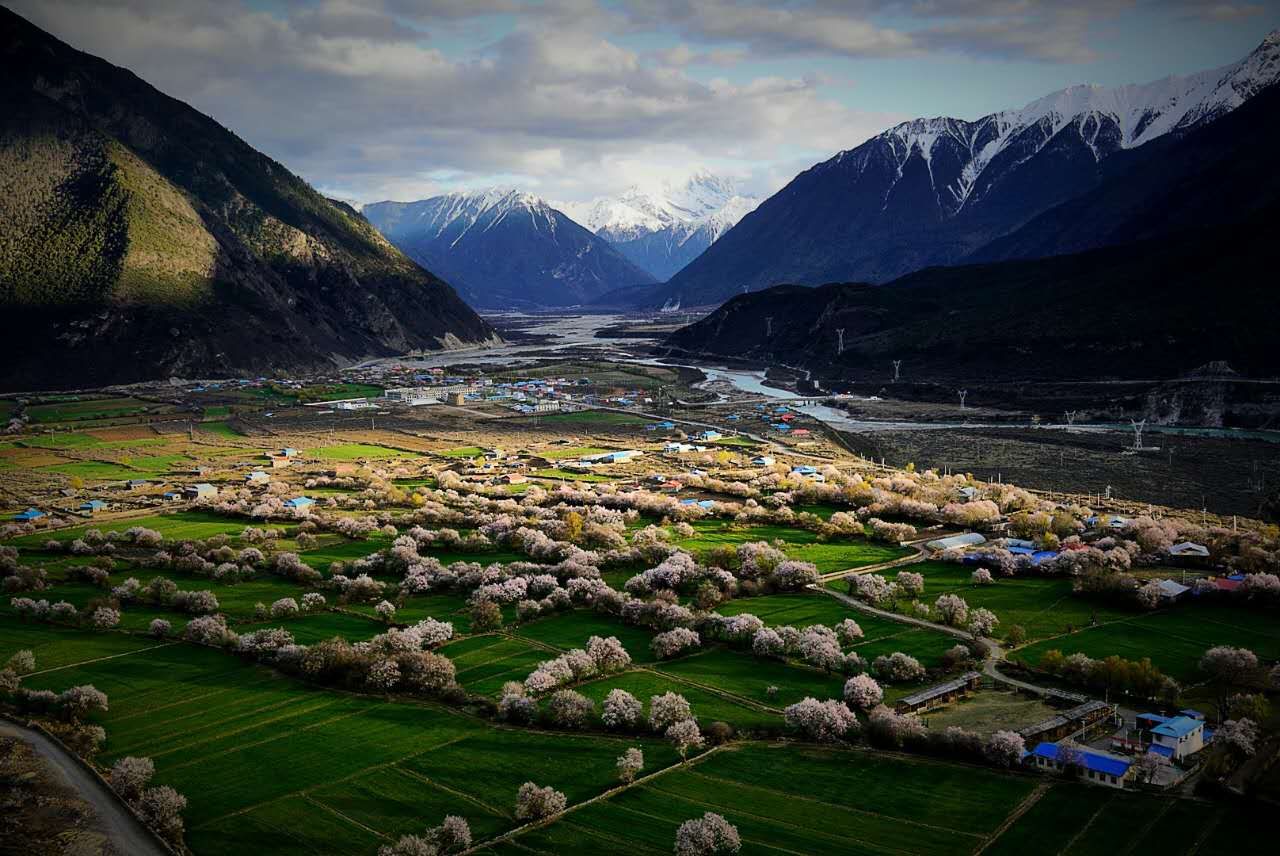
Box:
[0,7,494,391]
[664,208,1278,384]
[364,190,656,309]
[641,31,1280,309]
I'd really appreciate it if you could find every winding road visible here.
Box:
[0,719,170,856]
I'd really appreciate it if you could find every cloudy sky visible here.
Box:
[11,1,1279,205]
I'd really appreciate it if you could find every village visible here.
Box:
[3,360,1274,822]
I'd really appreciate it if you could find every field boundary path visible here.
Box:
[815,586,975,643]
[818,544,927,582]
[972,782,1050,855]
[27,641,180,676]
[460,745,726,855]
[0,717,171,856]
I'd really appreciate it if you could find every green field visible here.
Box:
[514,610,660,664]
[305,443,420,461]
[717,593,959,669]
[878,560,1136,643]
[532,410,647,425]
[26,396,154,424]
[574,670,780,732]
[674,520,909,574]
[533,468,616,482]
[4,619,684,856]
[7,511,249,549]
[0,616,1258,856]
[437,446,485,458]
[443,634,551,696]
[1011,604,1280,682]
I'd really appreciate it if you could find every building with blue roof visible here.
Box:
[13,507,46,522]
[79,500,108,513]
[1027,742,1132,788]
[285,496,316,510]
[1149,716,1204,759]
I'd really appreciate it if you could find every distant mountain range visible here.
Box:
[665,79,1280,383]
[561,171,759,281]
[363,189,654,309]
[640,30,1280,309]
[0,7,494,391]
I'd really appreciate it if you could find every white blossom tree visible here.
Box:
[514,782,566,820]
[666,719,705,758]
[109,756,155,801]
[617,746,644,783]
[674,812,741,856]
[842,674,883,711]
[602,689,643,730]
[649,692,693,732]
[783,697,857,742]
[983,730,1025,768]
[934,594,969,627]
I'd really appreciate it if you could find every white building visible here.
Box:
[1150,716,1205,760]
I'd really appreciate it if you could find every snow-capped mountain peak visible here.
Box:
[852,28,1280,216]
[563,170,758,241]
[556,170,761,280]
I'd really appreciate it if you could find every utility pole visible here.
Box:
[836,328,845,356]
[1130,419,1146,451]
[892,360,902,383]
[958,389,968,410]
[765,317,773,338]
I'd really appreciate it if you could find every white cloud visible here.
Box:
[11,0,908,205]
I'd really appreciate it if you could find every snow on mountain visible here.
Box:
[651,29,1280,309]
[561,169,760,280]
[853,27,1280,216]
[363,188,654,309]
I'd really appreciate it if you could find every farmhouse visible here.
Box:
[245,471,270,484]
[752,456,776,466]
[79,499,108,514]
[184,483,217,500]
[580,450,643,464]
[162,491,182,502]
[1153,579,1190,602]
[125,479,149,490]
[1026,743,1132,789]
[1168,541,1210,558]
[285,496,316,510]
[895,672,982,714]
[13,507,46,522]
[1146,715,1206,760]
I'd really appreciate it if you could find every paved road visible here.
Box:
[0,719,169,856]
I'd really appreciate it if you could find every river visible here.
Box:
[361,313,1280,443]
